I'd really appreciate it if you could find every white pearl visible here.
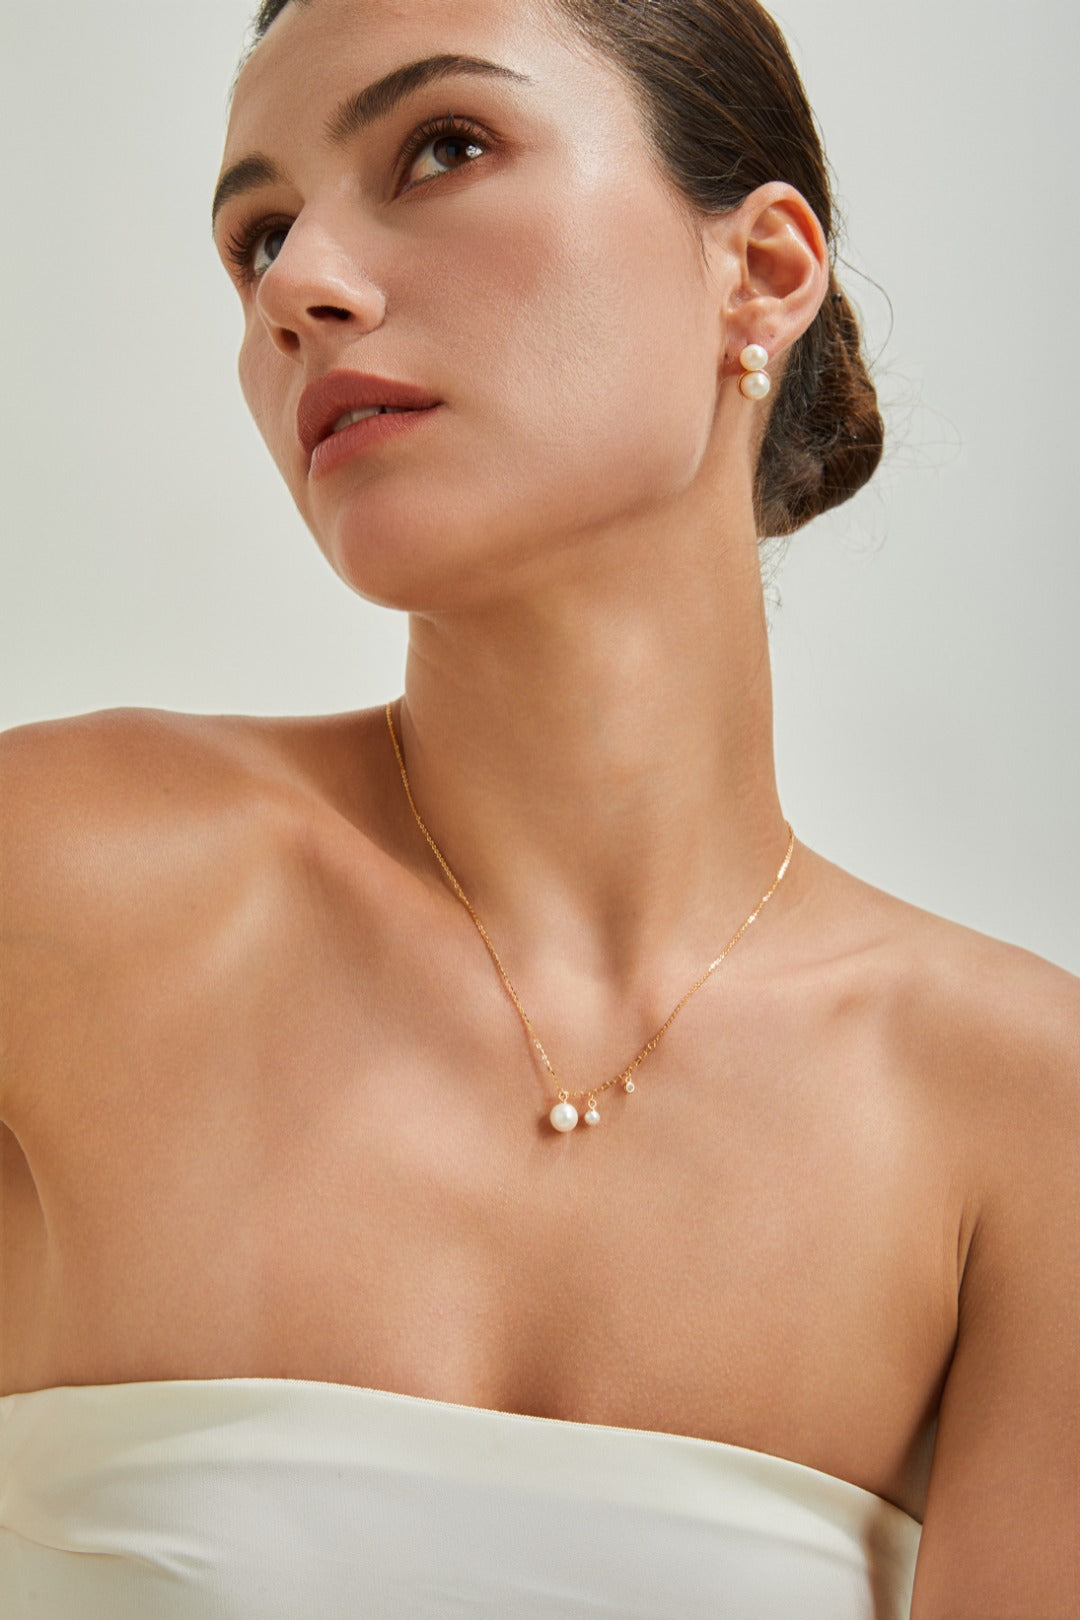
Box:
[584,1109,601,1126]
[740,344,769,372]
[739,370,772,401]
[550,1102,579,1132]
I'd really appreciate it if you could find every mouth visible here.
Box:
[308,402,443,479]
[326,405,416,436]
[297,371,444,466]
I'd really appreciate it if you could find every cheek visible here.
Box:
[313,187,721,607]
[237,332,298,485]
[451,184,719,517]
[237,336,271,442]
[230,168,721,607]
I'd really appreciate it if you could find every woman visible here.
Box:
[1,0,1076,1616]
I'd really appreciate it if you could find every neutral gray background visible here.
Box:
[2,1,1076,972]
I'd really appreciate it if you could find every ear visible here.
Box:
[706,181,830,372]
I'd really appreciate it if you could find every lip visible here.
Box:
[297,370,444,469]
[309,403,443,479]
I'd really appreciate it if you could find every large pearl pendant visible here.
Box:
[549,1101,579,1132]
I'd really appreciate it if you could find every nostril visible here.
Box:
[310,306,351,322]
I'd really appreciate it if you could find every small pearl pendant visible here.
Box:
[583,1108,601,1126]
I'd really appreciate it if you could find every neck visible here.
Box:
[392,516,795,996]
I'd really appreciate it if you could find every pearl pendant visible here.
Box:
[549,1084,629,1132]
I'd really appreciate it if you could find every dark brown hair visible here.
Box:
[245,0,883,538]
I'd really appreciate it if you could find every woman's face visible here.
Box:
[213,0,731,611]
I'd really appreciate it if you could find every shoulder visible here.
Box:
[872,913,1080,1609]
[800,846,1078,1097]
[0,700,313,787]
[804,857,1079,1606]
[913,911,1079,1273]
[876,878,1078,1122]
[0,705,298,919]
[799,845,1077,1241]
[0,705,384,1117]
[0,701,395,924]
[0,700,390,872]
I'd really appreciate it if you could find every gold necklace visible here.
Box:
[385,700,796,1134]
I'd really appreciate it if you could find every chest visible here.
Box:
[2,929,958,1524]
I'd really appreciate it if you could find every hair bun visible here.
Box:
[755,279,884,538]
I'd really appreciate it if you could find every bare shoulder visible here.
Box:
[803,844,1078,1099]
[810,873,1080,1611]
[0,705,296,919]
[897,890,1079,1234]
[0,701,388,887]
[0,705,384,1120]
[799,842,1078,1227]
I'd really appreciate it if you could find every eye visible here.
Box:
[223,220,291,285]
[396,112,491,191]
[220,113,492,286]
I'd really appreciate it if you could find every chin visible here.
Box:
[307,508,527,616]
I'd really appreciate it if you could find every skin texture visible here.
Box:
[1,2,1078,1614]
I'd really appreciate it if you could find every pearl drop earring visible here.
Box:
[739,344,772,401]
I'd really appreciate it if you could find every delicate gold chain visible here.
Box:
[385,700,796,1117]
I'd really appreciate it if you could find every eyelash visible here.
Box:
[223,112,492,285]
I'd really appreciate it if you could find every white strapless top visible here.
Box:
[0,1377,921,1618]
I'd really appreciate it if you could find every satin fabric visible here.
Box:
[0,1375,920,1618]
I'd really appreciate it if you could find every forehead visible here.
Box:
[224,0,612,154]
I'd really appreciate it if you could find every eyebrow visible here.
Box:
[211,53,534,235]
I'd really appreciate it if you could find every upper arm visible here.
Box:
[911,955,1080,1620]
[0,714,81,1120]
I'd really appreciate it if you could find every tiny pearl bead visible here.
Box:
[550,1102,579,1132]
[584,1109,601,1126]
[740,344,769,372]
[739,370,772,401]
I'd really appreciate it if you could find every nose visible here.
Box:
[254,214,386,357]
